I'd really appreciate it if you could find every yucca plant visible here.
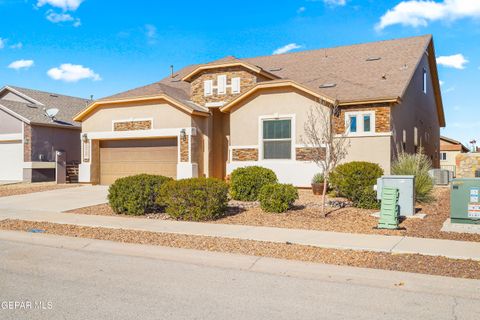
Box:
[391,148,434,203]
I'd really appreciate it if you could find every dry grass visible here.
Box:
[69,187,480,242]
[0,182,80,198]
[0,219,479,280]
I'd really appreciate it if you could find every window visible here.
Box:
[231,77,241,94]
[204,80,213,96]
[423,68,427,94]
[262,119,292,159]
[217,75,227,95]
[346,112,375,135]
[440,152,447,161]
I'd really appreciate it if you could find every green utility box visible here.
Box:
[377,187,399,229]
[450,178,480,224]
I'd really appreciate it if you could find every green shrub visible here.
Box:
[329,161,383,209]
[108,174,172,215]
[230,166,277,201]
[160,177,229,221]
[391,151,434,203]
[258,183,299,213]
[312,173,325,184]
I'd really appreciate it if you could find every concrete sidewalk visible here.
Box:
[0,208,479,261]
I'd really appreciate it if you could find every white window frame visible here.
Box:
[440,152,447,161]
[344,111,375,136]
[217,75,227,95]
[231,77,241,94]
[258,114,296,161]
[204,80,213,96]
[423,68,427,94]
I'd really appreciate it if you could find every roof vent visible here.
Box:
[49,94,59,98]
[319,83,336,88]
[269,67,283,72]
[170,79,181,83]
[366,57,381,61]
[26,103,38,108]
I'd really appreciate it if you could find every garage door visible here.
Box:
[0,141,23,181]
[100,138,178,185]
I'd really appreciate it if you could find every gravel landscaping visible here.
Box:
[0,182,80,198]
[68,187,480,242]
[0,219,479,280]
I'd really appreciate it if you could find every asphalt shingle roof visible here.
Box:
[100,35,434,105]
[0,86,90,128]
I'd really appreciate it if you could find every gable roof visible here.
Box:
[440,136,469,152]
[82,35,444,125]
[0,85,90,128]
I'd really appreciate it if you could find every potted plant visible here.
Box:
[311,173,326,195]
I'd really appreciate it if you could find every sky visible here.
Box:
[0,0,479,146]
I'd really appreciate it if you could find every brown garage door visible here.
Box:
[100,138,177,185]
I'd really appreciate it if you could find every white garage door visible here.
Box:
[0,141,23,181]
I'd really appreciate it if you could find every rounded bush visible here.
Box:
[160,177,229,221]
[329,161,383,209]
[230,166,277,201]
[258,183,299,213]
[108,174,172,215]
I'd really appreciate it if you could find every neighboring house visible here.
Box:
[440,135,469,176]
[74,35,445,186]
[0,86,89,182]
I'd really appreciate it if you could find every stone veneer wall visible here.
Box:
[180,136,189,162]
[23,123,31,162]
[113,120,152,131]
[190,66,270,106]
[456,154,480,178]
[333,104,391,134]
[295,147,326,161]
[232,148,258,161]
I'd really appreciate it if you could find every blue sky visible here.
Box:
[1,0,479,145]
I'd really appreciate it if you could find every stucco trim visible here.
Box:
[181,61,280,82]
[84,127,196,140]
[73,94,209,121]
[0,133,23,142]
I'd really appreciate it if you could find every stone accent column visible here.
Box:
[180,135,189,162]
[23,123,32,162]
[295,147,326,161]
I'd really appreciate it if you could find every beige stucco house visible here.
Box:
[440,136,469,176]
[0,86,88,182]
[74,35,445,187]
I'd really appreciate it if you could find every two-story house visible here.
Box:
[73,35,445,186]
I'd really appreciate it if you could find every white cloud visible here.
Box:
[376,0,480,30]
[145,24,157,44]
[37,0,83,11]
[324,0,347,6]
[436,54,468,69]
[0,38,5,49]
[8,60,34,70]
[46,10,81,26]
[439,80,444,86]
[273,43,303,55]
[9,42,23,49]
[47,63,101,82]
[297,6,306,13]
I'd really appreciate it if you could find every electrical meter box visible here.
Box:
[450,178,480,224]
[376,175,415,216]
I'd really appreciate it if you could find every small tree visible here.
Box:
[303,102,349,217]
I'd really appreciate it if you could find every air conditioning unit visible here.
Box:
[429,169,450,185]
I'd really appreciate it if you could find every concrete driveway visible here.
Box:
[0,185,108,212]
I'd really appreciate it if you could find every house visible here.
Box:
[440,135,469,176]
[74,35,445,187]
[0,86,89,182]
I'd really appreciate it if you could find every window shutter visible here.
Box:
[217,75,227,94]
[204,80,213,96]
[231,77,241,94]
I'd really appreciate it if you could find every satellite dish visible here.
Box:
[45,108,59,120]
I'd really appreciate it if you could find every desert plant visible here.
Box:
[229,166,277,201]
[258,183,299,213]
[329,161,383,209]
[311,173,325,184]
[391,150,434,203]
[108,174,172,215]
[160,177,229,221]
